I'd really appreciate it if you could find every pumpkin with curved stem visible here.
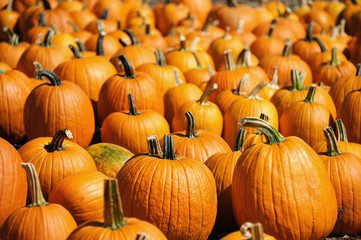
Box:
[205,128,246,232]
[97,55,163,124]
[172,84,223,135]
[66,179,167,240]
[92,0,127,24]
[101,94,170,155]
[24,69,95,148]
[50,25,78,50]
[221,222,276,240]
[0,29,29,69]
[155,2,191,35]
[223,81,278,147]
[280,86,333,147]
[68,22,93,44]
[48,170,108,225]
[23,11,49,43]
[108,20,132,46]
[0,0,19,41]
[300,8,334,33]
[0,137,27,228]
[0,163,77,240]
[29,62,48,89]
[137,23,167,51]
[163,69,203,125]
[85,10,118,34]
[16,29,73,76]
[244,113,269,149]
[232,117,338,240]
[87,143,134,178]
[136,49,185,96]
[74,39,96,57]
[259,39,313,87]
[18,129,96,199]
[183,52,214,90]
[169,111,230,163]
[313,47,356,86]
[318,127,361,235]
[117,135,217,240]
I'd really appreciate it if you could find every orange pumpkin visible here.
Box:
[221,222,276,240]
[0,0,19,41]
[23,11,49,43]
[0,29,29,69]
[69,2,97,30]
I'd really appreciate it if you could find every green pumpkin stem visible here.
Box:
[97,19,106,34]
[192,51,203,69]
[8,32,19,46]
[147,135,162,155]
[82,1,88,10]
[313,37,327,52]
[227,0,237,7]
[201,18,212,32]
[356,64,361,76]
[290,69,307,91]
[127,94,139,115]
[304,85,316,103]
[103,179,128,229]
[67,21,80,32]
[305,22,315,42]
[155,49,167,66]
[197,83,218,105]
[96,31,106,56]
[21,163,49,207]
[323,127,342,156]
[118,55,137,78]
[234,74,249,95]
[123,29,140,46]
[282,39,292,57]
[33,62,44,80]
[234,128,246,152]
[6,0,14,11]
[336,119,348,142]
[174,68,183,86]
[101,9,109,20]
[163,135,176,160]
[239,117,285,145]
[40,69,63,86]
[236,47,251,67]
[330,47,340,66]
[268,21,277,37]
[208,65,215,77]
[254,113,269,135]
[40,29,54,48]
[224,50,235,71]
[0,67,6,74]
[69,45,83,58]
[75,39,87,52]
[3,26,13,40]
[42,0,51,10]
[247,81,267,99]
[185,111,199,139]
[240,222,265,240]
[44,129,73,152]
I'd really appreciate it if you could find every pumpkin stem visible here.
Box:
[116,19,121,30]
[33,62,44,80]
[269,66,279,88]
[40,29,55,48]
[356,64,361,76]
[42,0,51,10]
[127,94,139,115]
[69,44,83,58]
[268,21,277,37]
[247,81,267,99]
[201,18,212,32]
[233,74,250,95]
[330,47,340,66]
[162,135,176,160]
[123,29,140,46]
[179,35,187,51]
[44,129,73,152]
[0,67,5,74]
[3,26,13,41]
[236,47,251,67]
[239,117,284,145]
[136,233,150,240]
[323,127,342,156]
[97,19,106,34]
[223,26,231,40]
[96,31,106,56]
[145,23,151,35]
[290,69,307,91]
[282,39,292,57]
[227,0,237,7]
[8,31,19,46]
[192,51,203,69]
[35,33,43,45]
[185,111,199,139]
[118,55,137,78]
[101,9,109,20]
[253,113,269,136]
[304,85,316,103]
[305,22,315,42]
[119,38,128,47]
[82,1,88,10]
[189,37,199,51]
[339,19,346,37]
[174,68,183,86]
[168,22,176,36]
[21,163,49,207]
[234,128,246,152]
[336,119,348,142]
[236,20,244,34]
[208,65,215,77]
[197,83,218,105]
[313,37,327,52]
[155,49,167,66]
[6,0,14,11]
[75,39,87,52]
[240,222,265,240]
[224,50,235,71]
[147,135,162,155]
[40,69,63,86]
[67,21,80,32]
[104,179,128,229]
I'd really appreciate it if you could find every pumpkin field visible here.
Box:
[1,0,361,239]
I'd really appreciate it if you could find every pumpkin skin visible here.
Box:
[24,69,95,148]
[0,163,77,240]
[18,129,97,199]
[87,143,134,178]
[117,135,217,240]
[0,137,27,228]
[232,117,338,240]
[0,31,29,69]
[221,222,276,240]
[48,170,108,225]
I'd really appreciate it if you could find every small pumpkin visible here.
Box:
[0,28,29,68]
[221,222,276,240]
[0,0,19,41]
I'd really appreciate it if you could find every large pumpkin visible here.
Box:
[232,117,338,240]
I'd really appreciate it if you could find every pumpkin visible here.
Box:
[0,0,19,41]
[0,163,77,240]
[178,0,212,24]
[50,25,78,49]
[92,0,127,24]
[101,94,170,155]
[85,10,118,34]
[0,62,11,72]
[0,137,27,228]
[23,11,48,43]
[221,222,276,240]
[280,86,333,147]
[48,170,108,225]
[137,23,168,51]
[232,117,338,240]
[300,8,334,33]
[108,20,132,46]
[261,66,280,100]
[69,2,97,30]
[116,134,217,239]
[205,128,246,232]
[243,113,269,149]
[318,127,361,235]
[169,111,231,163]
[18,129,96,199]
[97,55,163,124]
[29,62,48,89]
[24,69,95,148]
[87,143,134,178]
[67,179,167,240]
[172,84,223,135]
[231,20,257,46]
[223,81,279,147]
[0,29,29,68]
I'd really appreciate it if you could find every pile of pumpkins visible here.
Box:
[1,0,361,239]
